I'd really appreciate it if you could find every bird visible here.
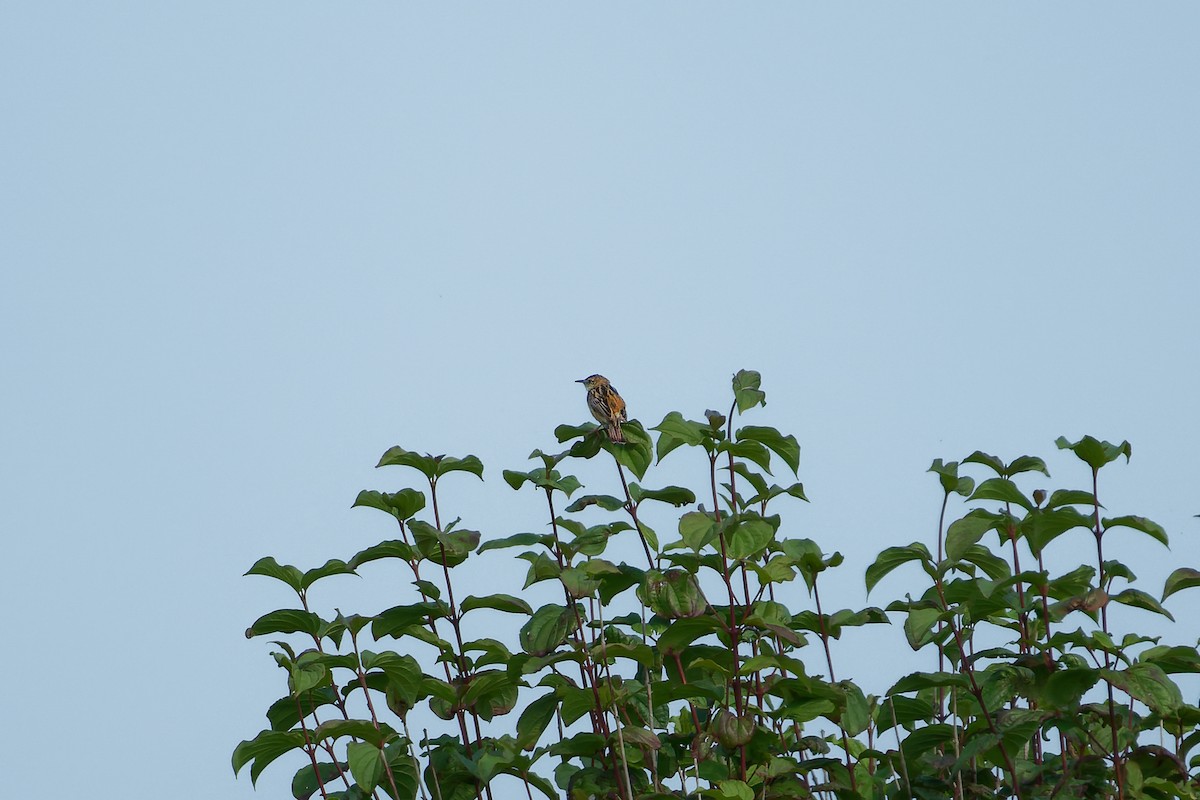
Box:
[576,374,627,443]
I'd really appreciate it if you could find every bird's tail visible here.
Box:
[608,422,625,443]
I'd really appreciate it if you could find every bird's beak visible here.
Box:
[575,379,586,384]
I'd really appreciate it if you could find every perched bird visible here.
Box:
[576,374,627,443]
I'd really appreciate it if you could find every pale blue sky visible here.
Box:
[3,5,1198,798]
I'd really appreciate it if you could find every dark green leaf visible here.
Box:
[349,540,414,568]
[476,532,547,554]
[1043,668,1099,709]
[376,447,438,479]
[945,509,1001,562]
[652,411,710,462]
[719,440,773,474]
[232,729,307,785]
[311,719,397,748]
[433,455,484,480]
[460,594,533,616]
[1102,515,1169,548]
[1056,435,1132,471]
[1007,455,1051,477]
[737,426,800,474]
[968,478,1033,511]
[1023,507,1092,556]
[962,450,1005,476]
[267,687,337,731]
[515,691,560,750]
[291,762,344,800]
[372,602,448,640]
[246,609,323,639]
[245,557,304,593]
[352,489,426,522]
[865,543,933,595]
[889,672,969,694]
[564,494,625,512]
[630,484,696,507]
[301,560,355,590]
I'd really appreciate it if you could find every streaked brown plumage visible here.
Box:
[576,374,627,443]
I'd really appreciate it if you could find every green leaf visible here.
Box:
[737,426,800,474]
[903,607,943,651]
[352,489,426,522]
[608,420,653,480]
[555,422,597,442]
[945,509,1001,562]
[638,570,708,619]
[376,447,438,478]
[291,762,344,800]
[651,411,710,462]
[361,651,424,707]
[266,687,337,731]
[301,559,355,590]
[515,691,560,751]
[519,604,580,657]
[346,742,384,795]
[311,719,396,748]
[901,724,954,765]
[460,594,533,616]
[376,448,483,481]
[372,602,449,639]
[564,494,625,512]
[1022,507,1092,556]
[1007,455,1050,478]
[245,557,305,592]
[380,744,421,800]
[967,478,1033,511]
[928,459,973,497]
[232,729,307,785]
[718,440,773,473]
[1102,663,1183,716]
[1102,515,1169,548]
[1112,589,1175,621]
[658,617,722,656]
[1162,567,1200,601]
[959,545,1012,580]
[865,543,933,595]
[1043,667,1099,709]
[1045,489,1099,509]
[726,518,775,560]
[715,778,754,800]
[962,450,1005,476]
[732,369,766,413]
[678,511,718,553]
[1056,435,1132,471]
[434,454,484,480]
[840,682,872,737]
[889,672,969,694]
[245,609,323,639]
[410,520,479,567]
[476,532,547,554]
[630,484,696,507]
[348,540,414,568]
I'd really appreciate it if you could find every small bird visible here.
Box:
[576,374,627,443]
